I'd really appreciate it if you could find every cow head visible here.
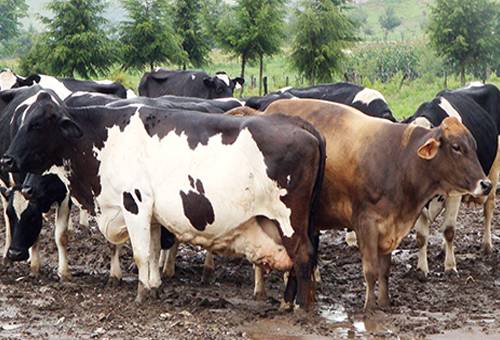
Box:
[1,91,82,174]
[417,117,491,197]
[11,74,41,88]
[203,72,245,98]
[0,185,43,261]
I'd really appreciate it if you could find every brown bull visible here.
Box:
[227,99,491,311]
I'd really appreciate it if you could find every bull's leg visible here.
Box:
[253,265,267,300]
[441,196,461,272]
[108,243,122,285]
[356,228,379,311]
[29,241,40,276]
[483,149,500,254]
[201,251,215,283]
[79,208,90,228]
[377,252,391,307]
[162,240,178,278]
[55,195,72,281]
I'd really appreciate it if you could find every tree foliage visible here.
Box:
[20,0,115,78]
[119,0,185,71]
[379,7,401,40]
[173,0,210,69]
[427,0,500,84]
[0,0,28,43]
[290,0,356,84]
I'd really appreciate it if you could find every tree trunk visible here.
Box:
[150,63,154,72]
[182,63,186,71]
[444,70,448,89]
[240,53,247,97]
[460,64,465,86]
[258,53,263,96]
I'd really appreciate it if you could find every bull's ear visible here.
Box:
[417,138,440,160]
[203,77,216,88]
[59,117,83,139]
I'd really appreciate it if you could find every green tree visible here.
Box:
[217,0,286,95]
[173,0,210,69]
[428,0,500,85]
[378,7,401,41]
[119,0,185,71]
[20,0,115,78]
[0,0,27,43]
[290,0,356,84]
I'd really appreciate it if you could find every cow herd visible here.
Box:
[0,67,498,314]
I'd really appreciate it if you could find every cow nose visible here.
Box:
[480,179,492,195]
[0,156,16,172]
[21,187,33,199]
[7,248,29,262]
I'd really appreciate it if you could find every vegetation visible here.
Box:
[0,0,27,43]
[119,0,184,71]
[20,0,115,78]
[173,0,210,69]
[290,0,356,84]
[428,0,500,84]
[378,7,401,41]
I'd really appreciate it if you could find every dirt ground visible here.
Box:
[0,195,499,339]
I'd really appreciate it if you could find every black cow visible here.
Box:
[0,69,132,99]
[138,69,244,99]
[2,97,325,309]
[245,82,396,121]
[403,92,499,274]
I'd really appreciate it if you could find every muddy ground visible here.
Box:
[0,196,498,339]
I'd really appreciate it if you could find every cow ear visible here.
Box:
[59,117,83,139]
[0,89,17,105]
[233,77,244,86]
[417,138,440,160]
[203,77,216,88]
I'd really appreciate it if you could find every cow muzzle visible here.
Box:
[7,248,29,262]
[21,187,33,200]
[472,179,493,197]
[0,156,17,172]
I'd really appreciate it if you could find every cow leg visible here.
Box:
[1,195,12,265]
[356,228,378,311]
[293,238,315,310]
[108,243,122,286]
[377,252,391,307]
[149,223,162,298]
[55,195,71,281]
[253,265,267,300]
[201,251,215,283]
[415,196,445,275]
[441,196,461,272]
[79,208,90,228]
[29,241,40,276]
[483,148,500,254]
[161,240,178,278]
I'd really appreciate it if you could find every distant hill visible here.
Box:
[23,0,125,30]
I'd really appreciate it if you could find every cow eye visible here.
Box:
[451,143,461,153]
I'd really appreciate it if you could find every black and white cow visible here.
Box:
[245,82,396,121]
[138,69,244,99]
[0,69,134,99]
[403,91,499,274]
[2,100,326,308]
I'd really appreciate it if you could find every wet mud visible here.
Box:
[0,195,498,339]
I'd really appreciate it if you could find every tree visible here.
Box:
[428,0,500,85]
[290,0,356,85]
[119,0,185,71]
[20,0,115,78]
[173,0,210,69]
[217,0,286,95]
[0,0,27,43]
[378,7,401,41]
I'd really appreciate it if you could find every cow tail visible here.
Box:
[298,118,326,271]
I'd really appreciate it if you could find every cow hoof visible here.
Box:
[150,287,161,300]
[107,276,122,287]
[201,267,213,285]
[135,282,147,304]
[279,300,293,312]
[416,270,428,282]
[59,272,72,282]
[482,243,493,255]
[377,297,391,309]
[443,269,459,279]
[254,290,267,301]
[128,262,138,274]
